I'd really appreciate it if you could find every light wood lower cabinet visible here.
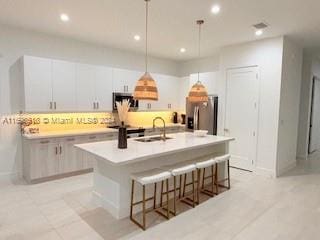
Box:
[23,133,117,183]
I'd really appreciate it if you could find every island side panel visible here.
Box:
[90,142,230,219]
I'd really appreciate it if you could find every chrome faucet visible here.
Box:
[153,117,166,141]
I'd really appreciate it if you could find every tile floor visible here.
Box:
[1,155,320,240]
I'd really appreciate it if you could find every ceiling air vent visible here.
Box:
[253,22,268,29]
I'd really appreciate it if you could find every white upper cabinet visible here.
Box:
[76,63,96,111]
[140,73,180,111]
[190,72,219,95]
[95,66,113,111]
[113,68,143,93]
[23,56,53,112]
[52,60,76,111]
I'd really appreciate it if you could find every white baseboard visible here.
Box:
[0,171,21,182]
[253,167,276,178]
[277,161,297,177]
[296,155,307,161]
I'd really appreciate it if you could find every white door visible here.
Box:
[224,67,259,171]
[52,60,76,111]
[309,77,320,153]
[76,63,96,111]
[23,56,53,111]
[95,66,113,111]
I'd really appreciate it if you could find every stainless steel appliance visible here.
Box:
[113,93,139,111]
[186,95,218,135]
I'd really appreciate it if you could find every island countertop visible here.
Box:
[75,132,234,166]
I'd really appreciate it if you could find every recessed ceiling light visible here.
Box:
[134,35,141,41]
[255,29,263,36]
[180,48,186,53]
[211,5,221,14]
[60,14,70,22]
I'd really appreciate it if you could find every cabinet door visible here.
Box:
[76,63,96,111]
[95,66,113,111]
[52,60,76,111]
[155,74,179,110]
[29,139,60,179]
[59,137,84,173]
[113,68,143,93]
[23,56,53,112]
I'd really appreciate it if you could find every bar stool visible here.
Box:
[161,162,197,216]
[214,154,231,193]
[130,168,171,230]
[195,158,218,204]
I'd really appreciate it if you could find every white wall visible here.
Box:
[0,24,180,179]
[178,55,220,77]
[297,54,320,159]
[276,37,303,175]
[219,37,285,177]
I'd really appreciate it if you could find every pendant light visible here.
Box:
[133,0,158,101]
[187,20,209,103]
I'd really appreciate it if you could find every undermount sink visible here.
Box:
[135,136,173,142]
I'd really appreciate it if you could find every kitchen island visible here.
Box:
[75,132,234,219]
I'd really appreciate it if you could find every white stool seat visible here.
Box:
[214,154,231,163]
[196,159,216,169]
[162,162,196,176]
[131,168,171,185]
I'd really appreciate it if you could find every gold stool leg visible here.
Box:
[202,168,206,189]
[130,180,135,219]
[211,164,215,195]
[160,180,164,207]
[227,159,231,189]
[153,182,157,209]
[182,173,187,197]
[192,170,195,207]
[197,169,201,204]
[179,175,182,198]
[173,176,177,215]
[215,163,219,194]
[166,179,170,219]
[142,185,146,230]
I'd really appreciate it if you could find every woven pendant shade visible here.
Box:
[188,81,208,103]
[133,72,158,101]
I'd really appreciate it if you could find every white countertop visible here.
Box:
[75,132,234,166]
[22,123,185,139]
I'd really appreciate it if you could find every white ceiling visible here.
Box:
[0,0,320,61]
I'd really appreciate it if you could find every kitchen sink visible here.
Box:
[135,136,172,142]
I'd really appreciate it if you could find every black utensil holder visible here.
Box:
[118,127,127,149]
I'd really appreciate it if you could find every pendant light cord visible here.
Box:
[197,20,204,83]
[145,0,149,73]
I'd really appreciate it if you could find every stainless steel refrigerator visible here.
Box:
[186,95,218,135]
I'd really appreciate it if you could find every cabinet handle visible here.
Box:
[93,102,96,109]
[54,102,57,109]
[55,146,58,155]
[97,102,99,109]
[66,138,75,141]
[89,136,97,139]
[124,85,126,92]
[59,146,62,154]
[40,140,50,144]
[49,102,52,109]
